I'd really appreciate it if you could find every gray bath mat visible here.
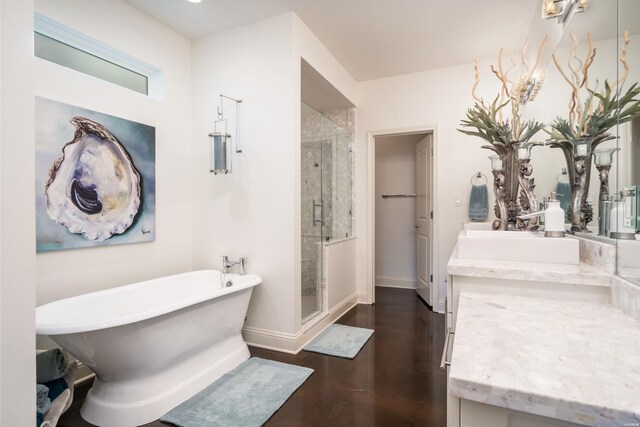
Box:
[303,324,374,359]
[161,357,313,427]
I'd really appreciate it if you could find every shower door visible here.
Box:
[301,136,330,323]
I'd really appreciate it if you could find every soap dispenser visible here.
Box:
[518,192,566,237]
[539,196,549,226]
[543,192,566,237]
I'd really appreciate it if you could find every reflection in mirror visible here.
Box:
[631,117,640,184]
[527,0,640,286]
[528,27,610,235]
[528,0,632,239]
[617,0,640,285]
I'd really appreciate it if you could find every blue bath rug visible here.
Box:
[160,357,313,427]
[303,324,374,359]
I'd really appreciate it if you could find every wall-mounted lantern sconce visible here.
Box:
[542,0,589,23]
[209,94,242,175]
[208,128,230,174]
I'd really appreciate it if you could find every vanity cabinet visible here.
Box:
[443,303,458,427]
[446,235,612,332]
[446,291,640,427]
[459,400,583,427]
[447,273,609,329]
[445,270,610,427]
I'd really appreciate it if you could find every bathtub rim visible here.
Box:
[35,269,261,335]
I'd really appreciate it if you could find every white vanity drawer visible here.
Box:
[460,399,583,427]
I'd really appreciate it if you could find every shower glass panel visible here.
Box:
[301,103,353,324]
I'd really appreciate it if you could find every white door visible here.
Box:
[416,135,433,305]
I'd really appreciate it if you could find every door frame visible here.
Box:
[367,125,440,309]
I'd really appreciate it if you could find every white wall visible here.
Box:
[0,0,36,424]
[34,0,193,305]
[292,15,358,106]
[356,59,504,308]
[292,14,358,325]
[355,30,640,308]
[192,12,358,348]
[192,13,297,337]
[375,134,421,287]
[325,238,357,309]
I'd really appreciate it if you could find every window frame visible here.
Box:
[34,13,164,100]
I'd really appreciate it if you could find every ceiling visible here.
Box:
[125,0,539,81]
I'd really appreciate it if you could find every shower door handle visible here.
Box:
[312,200,324,226]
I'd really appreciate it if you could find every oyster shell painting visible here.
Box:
[45,116,142,241]
[36,98,155,252]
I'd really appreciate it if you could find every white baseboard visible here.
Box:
[295,292,358,351]
[375,276,417,289]
[243,291,359,354]
[357,291,371,304]
[241,326,300,354]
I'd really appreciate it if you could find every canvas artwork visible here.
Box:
[35,97,156,252]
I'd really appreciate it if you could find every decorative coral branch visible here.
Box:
[552,52,580,133]
[581,33,595,91]
[524,35,547,84]
[471,58,486,109]
[549,30,640,141]
[569,33,584,87]
[497,48,511,100]
[614,30,630,89]
[490,49,509,123]
[568,33,586,130]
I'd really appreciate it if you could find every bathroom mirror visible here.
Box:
[529,0,640,284]
[615,0,640,285]
[526,0,620,239]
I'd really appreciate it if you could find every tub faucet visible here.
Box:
[221,256,247,275]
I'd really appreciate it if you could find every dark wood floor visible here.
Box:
[58,287,447,427]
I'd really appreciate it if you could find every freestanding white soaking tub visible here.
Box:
[36,269,261,427]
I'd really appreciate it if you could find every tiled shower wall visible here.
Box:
[301,103,354,305]
[322,107,355,239]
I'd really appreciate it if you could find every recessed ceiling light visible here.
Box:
[187,0,202,3]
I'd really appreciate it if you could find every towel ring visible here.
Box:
[470,172,488,186]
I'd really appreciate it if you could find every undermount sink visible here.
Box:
[457,230,580,265]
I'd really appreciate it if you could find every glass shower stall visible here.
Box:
[301,103,353,323]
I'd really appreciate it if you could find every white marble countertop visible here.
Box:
[447,245,611,288]
[449,292,640,425]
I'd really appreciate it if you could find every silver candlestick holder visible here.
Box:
[513,141,543,230]
[593,147,619,236]
[489,154,507,231]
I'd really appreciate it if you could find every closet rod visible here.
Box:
[381,194,417,198]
